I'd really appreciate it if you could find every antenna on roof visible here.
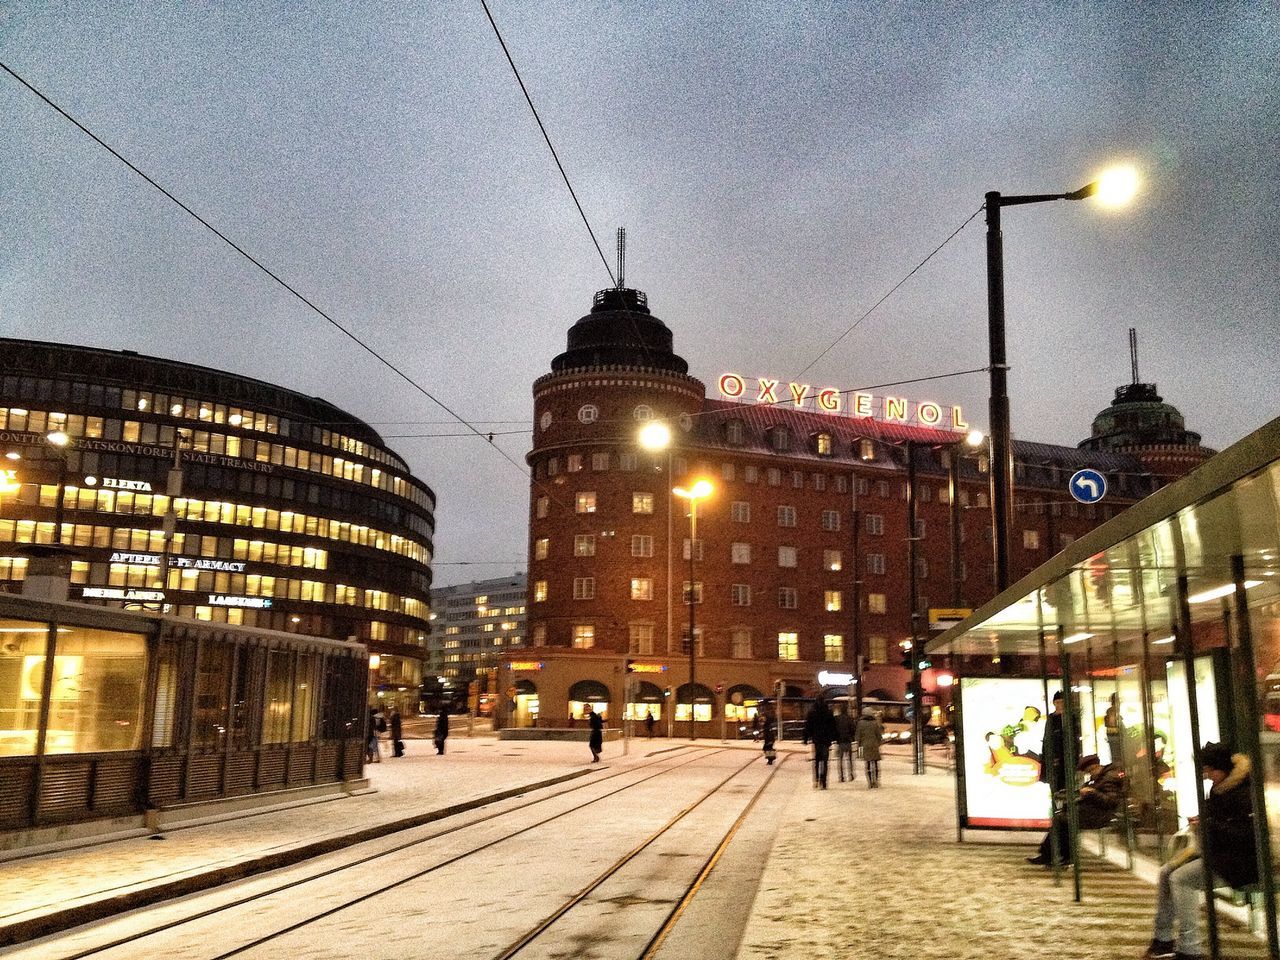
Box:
[1129,327,1139,385]
[616,227,626,290]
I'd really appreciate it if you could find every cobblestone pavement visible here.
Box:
[736,756,1269,960]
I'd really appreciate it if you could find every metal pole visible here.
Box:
[851,470,864,716]
[906,442,923,774]
[53,451,67,545]
[985,191,1013,593]
[1229,554,1279,956]
[1035,590,1061,884]
[948,449,962,607]
[1059,632,1082,903]
[688,497,697,741]
[666,449,673,662]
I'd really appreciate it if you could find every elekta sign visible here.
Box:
[717,373,968,430]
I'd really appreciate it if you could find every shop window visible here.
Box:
[261,649,293,744]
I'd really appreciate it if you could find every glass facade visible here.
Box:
[932,416,1280,952]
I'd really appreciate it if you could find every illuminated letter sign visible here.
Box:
[853,393,874,417]
[509,660,544,671]
[628,663,668,673]
[788,383,810,408]
[884,397,908,421]
[952,406,969,430]
[817,388,841,412]
[108,552,162,566]
[756,378,778,404]
[718,373,745,399]
[208,594,272,609]
[917,402,941,426]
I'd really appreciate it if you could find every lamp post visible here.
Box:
[947,429,987,607]
[638,421,676,705]
[44,430,71,545]
[985,166,1138,592]
[673,478,713,741]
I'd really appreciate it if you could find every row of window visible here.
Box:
[1,406,432,511]
[23,482,432,565]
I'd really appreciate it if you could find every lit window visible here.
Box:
[731,501,751,523]
[576,492,597,513]
[816,433,832,455]
[574,534,596,557]
[778,587,798,609]
[572,624,595,649]
[573,577,595,600]
[534,581,548,602]
[632,492,654,514]
[821,509,840,531]
[869,635,888,664]
[631,534,653,558]
[823,549,842,571]
[567,454,583,472]
[824,590,842,612]
[778,546,797,568]
[532,624,547,646]
[631,578,653,601]
[682,581,703,604]
[1023,529,1040,549]
[534,537,549,560]
[731,542,751,565]
[536,496,549,519]
[731,583,752,606]
[860,439,875,460]
[867,593,887,615]
[778,632,799,661]
[824,634,844,661]
[777,505,796,527]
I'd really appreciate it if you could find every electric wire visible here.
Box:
[792,204,986,382]
[0,60,537,485]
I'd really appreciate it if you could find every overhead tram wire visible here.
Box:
[0,59,541,488]
[791,204,986,382]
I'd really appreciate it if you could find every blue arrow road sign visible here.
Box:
[1069,468,1107,504]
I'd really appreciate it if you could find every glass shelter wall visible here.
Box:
[932,419,1280,955]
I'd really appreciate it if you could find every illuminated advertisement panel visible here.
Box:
[961,677,1052,829]
[1166,656,1220,824]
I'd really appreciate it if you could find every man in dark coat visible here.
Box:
[1039,691,1071,791]
[761,710,777,764]
[389,707,404,758]
[802,698,838,789]
[586,706,604,762]
[1027,754,1125,865]
[433,705,449,755]
[1143,743,1260,960]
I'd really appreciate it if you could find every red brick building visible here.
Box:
[502,286,1196,734]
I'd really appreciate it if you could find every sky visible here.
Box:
[2,2,1276,587]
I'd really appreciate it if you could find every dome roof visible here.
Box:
[1081,382,1202,451]
[550,287,689,375]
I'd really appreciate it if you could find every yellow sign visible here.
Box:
[929,608,972,628]
[509,660,544,671]
[627,663,668,673]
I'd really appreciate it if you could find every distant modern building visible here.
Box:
[430,574,527,686]
[507,285,1205,734]
[0,339,436,711]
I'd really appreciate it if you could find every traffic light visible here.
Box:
[917,655,932,671]
[899,640,914,670]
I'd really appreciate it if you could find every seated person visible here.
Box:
[1143,743,1259,960]
[1027,753,1125,866]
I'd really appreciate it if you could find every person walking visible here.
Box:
[433,704,449,755]
[803,697,838,789]
[644,711,656,738]
[854,707,884,787]
[834,706,855,783]
[761,710,777,764]
[1040,691,1073,793]
[389,706,404,758]
[366,707,383,763]
[586,705,604,762]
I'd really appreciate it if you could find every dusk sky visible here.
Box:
[2,3,1276,586]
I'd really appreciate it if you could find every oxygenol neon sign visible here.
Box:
[717,373,967,430]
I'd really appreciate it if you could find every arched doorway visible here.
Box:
[512,679,539,728]
[725,684,764,738]
[675,683,715,725]
[567,679,611,721]
[626,680,665,728]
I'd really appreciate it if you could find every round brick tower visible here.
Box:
[527,286,704,653]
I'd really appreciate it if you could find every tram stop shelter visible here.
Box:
[927,415,1280,958]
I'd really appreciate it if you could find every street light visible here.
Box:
[638,421,677,736]
[673,478,713,741]
[40,430,71,546]
[985,165,1137,592]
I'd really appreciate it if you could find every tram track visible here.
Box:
[494,751,786,960]
[33,745,725,960]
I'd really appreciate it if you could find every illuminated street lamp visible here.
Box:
[985,166,1138,591]
[638,421,677,734]
[39,430,72,546]
[673,478,713,740]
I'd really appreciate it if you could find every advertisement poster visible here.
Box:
[961,677,1052,828]
[1166,657,1220,824]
